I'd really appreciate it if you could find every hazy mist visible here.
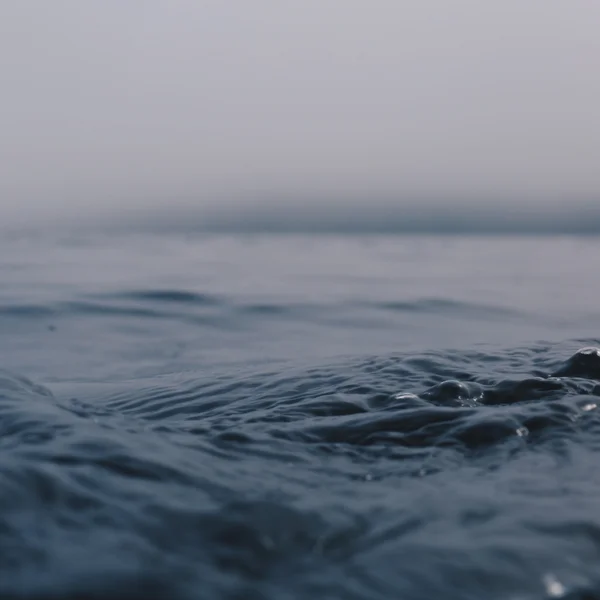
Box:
[1,1,599,229]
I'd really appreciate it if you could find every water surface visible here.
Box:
[1,233,600,599]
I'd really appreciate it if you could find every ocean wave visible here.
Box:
[3,345,600,597]
[0,292,531,326]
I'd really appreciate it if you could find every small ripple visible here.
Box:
[0,304,55,317]
[234,303,300,316]
[107,289,224,306]
[364,297,526,318]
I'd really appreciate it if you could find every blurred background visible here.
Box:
[1,0,599,232]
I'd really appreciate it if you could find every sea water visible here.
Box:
[1,231,600,599]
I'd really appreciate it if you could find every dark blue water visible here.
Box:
[2,232,600,599]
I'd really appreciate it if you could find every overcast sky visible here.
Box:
[1,1,599,225]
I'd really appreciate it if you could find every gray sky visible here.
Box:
[1,1,599,225]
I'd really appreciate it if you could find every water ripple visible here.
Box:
[3,345,600,598]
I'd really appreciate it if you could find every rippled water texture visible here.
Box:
[2,233,600,599]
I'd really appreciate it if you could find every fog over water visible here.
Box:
[1,1,599,230]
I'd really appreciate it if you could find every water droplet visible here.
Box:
[516,427,528,437]
[582,402,597,412]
